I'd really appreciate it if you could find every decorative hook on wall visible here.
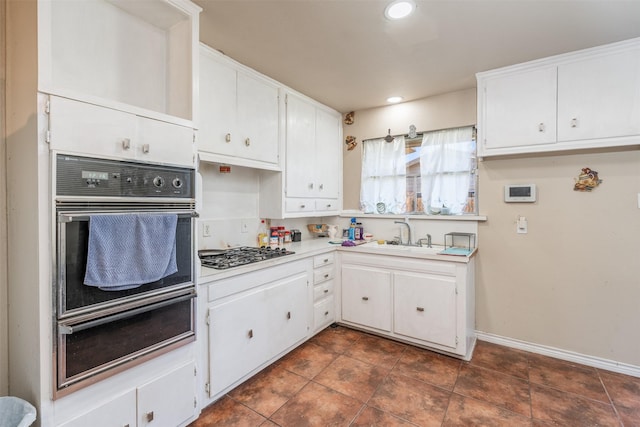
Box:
[384,129,394,143]
[345,135,358,151]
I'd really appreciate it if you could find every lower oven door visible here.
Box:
[55,289,195,396]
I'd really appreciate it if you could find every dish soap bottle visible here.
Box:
[348,217,356,240]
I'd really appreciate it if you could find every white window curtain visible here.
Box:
[420,127,475,215]
[360,136,406,214]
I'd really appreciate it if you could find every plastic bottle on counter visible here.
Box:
[348,217,356,240]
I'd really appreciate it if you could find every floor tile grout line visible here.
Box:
[594,368,625,427]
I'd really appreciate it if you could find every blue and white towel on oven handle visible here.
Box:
[84,213,178,291]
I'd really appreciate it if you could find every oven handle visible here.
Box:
[59,292,195,335]
[58,211,198,223]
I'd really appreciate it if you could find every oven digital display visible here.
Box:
[82,171,109,180]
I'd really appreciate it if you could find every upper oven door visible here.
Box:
[56,208,194,319]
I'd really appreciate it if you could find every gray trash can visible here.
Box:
[0,397,37,427]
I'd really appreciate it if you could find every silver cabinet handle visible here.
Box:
[416,307,425,312]
[319,184,324,190]
[248,329,253,338]
[145,411,154,422]
[287,311,291,320]
[327,204,332,208]
[245,138,251,146]
[309,183,314,189]
[324,274,329,279]
[571,118,578,128]
[324,289,329,293]
[538,123,545,132]
[122,138,131,150]
[300,204,306,208]
[324,311,329,316]
[142,144,150,154]
[323,258,329,263]
[362,296,369,301]
[225,133,231,142]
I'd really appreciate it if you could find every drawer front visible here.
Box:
[313,266,334,284]
[313,279,334,302]
[313,252,335,268]
[314,199,339,212]
[285,198,316,213]
[314,295,334,331]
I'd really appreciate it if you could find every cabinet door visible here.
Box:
[237,71,280,165]
[557,46,640,142]
[285,93,316,198]
[57,390,136,427]
[265,272,309,357]
[137,362,196,427]
[137,117,194,167]
[208,290,269,397]
[341,264,392,332]
[49,96,137,159]
[199,48,238,157]
[481,66,557,151]
[393,271,457,349]
[314,108,341,199]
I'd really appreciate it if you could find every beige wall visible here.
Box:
[477,149,640,365]
[0,0,8,395]
[342,88,476,210]
[343,88,640,367]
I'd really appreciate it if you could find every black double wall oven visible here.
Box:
[53,154,196,397]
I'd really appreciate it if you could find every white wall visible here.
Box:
[342,89,640,369]
[0,0,8,395]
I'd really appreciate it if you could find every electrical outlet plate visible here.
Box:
[202,221,212,237]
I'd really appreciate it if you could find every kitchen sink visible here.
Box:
[360,241,445,255]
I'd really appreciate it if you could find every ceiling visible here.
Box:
[195,0,640,114]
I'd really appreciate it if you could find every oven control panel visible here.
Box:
[56,154,194,198]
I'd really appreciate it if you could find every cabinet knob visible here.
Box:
[323,258,329,263]
[225,133,231,142]
[300,204,306,208]
[323,289,329,293]
[324,311,329,316]
[362,296,369,301]
[309,183,314,190]
[142,144,150,154]
[538,123,545,132]
[122,138,131,150]
[145,411,154,422]
[571,118,579,128]
[324,274,329,279]
[319,184,324,190]
[327,204,332,208]
[416,307,425,312]
[248,329,253,338]
[287,311,291,320]
[245,138,251,146]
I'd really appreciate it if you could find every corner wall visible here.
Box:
[0,0,9,395]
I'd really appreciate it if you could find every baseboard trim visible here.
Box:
[475,331,640,378]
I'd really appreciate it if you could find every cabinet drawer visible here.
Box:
[313,266,334,284]
[313,252,334,268]
[313,279,334,302]
[315,199,339,212]
[314,295,334,331]
[285,198,316,213]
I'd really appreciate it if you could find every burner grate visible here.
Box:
[198,247,295,270]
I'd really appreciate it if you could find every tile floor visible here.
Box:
[190,326,640,426]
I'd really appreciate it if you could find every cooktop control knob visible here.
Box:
[152,176,165,188]
[172,178,183,188]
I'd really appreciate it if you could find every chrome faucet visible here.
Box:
[417,234,432,248]
[394,220,412,246]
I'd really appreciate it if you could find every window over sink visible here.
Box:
[360,126,477,216]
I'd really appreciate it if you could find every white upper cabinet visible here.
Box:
[38,0,201,126]
[285,93,317,198]
[477,37,640,157]
[199,44,281,170]
[557,46,640,142]
[481,66,557,150]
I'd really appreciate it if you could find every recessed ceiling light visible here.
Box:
[384,0,416,20]
[386,96,403,103]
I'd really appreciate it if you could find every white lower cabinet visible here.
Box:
[206,260,311,398]
[339,252,475,360]
[57,362,196,427]
[312,252,336,332]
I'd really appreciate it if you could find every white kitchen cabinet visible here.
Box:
[48,95,195,167]
[341,264,392,332]
[39,0,200,124]
[57,362,196,427]
[312,253,336,332]
[394,271,457,349]
[477,37,640,157]
[199,44,281,170]
[259,92,342,218]
[339,252,475,360]
[206,260,311,399]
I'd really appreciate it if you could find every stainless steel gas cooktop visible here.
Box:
[198,246,296,270]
